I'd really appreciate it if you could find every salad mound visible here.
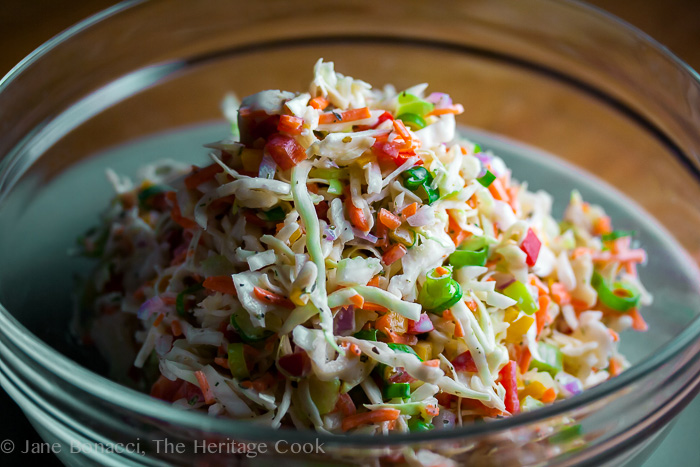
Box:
[80,60,651,437]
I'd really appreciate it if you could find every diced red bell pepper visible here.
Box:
[374,111,394,128]
[278,352,311,378]
[451,351,478,372]
[498,360,520,414]
[264,133,307,170]
[371,140,410,166]
[387,368,416,384]
[520,228,541,267]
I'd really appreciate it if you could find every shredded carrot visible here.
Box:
[443,309,465,338]
[341,408,401,431]
[571,298,590,313]
[375,312,407,336]
[362,302,390,313]
[519,346,532,374]
[424,404,439,417]
[402,202,418,218]
[530,275,549,296]
[152,313,164,327]
[349,294,365,309]
[608,357,623,377]
[435,266,450,276]
[628,308,648,332]
[392,119,412,148]
[367,276,382,288]
[465,299,478,312]
[253,286,295,309]
[202,275,238,295]
[386,331,417,345]
[447,213,470,246]
[550,282,571,305]
[422,359,440,367]
[540,387,557,403]
[378,208,401,229]
[536,295,551,337]
[309,96,329,110]
[336,392,357,416]
[185,163,222,190]
[593,216,612,235]
[171,319,183,337]
[277,114,304,135]
[425,104,464,117]
[608,328,620,342]
[214,357,229,369]
[318,107,371,124]
[166,191,197,229]
[194,371,216,405]
[488,178,509,202]
[382,243,407,265]
[341,342,362,357]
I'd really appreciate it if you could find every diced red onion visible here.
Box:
[407,206,433,227]
[137,296,167,320]
[475,152,492,165]
[278,351,311,378]
[557,373,584,397]
[155,334,173,356]
[426,92,452,108]
[433,408,456,430]
[352,228,378,243]
[324,225,338,241]
[258,152,278,179]
[407,313,434,334]
[334,306,355,335]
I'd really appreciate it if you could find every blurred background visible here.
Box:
[0,1,698,466]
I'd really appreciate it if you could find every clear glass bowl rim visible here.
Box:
[1,0,700,446]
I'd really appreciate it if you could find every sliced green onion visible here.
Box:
[309,376,341,415]
[476,170,496,188]
[138,185,169,208]
[503,281,539,315]
[449,237,489,268]
[474,144,482,153]
[401,167,432,191]
[327,178,343,195]
[548,425,582,444]
[601,230,635,242]
[230,310,273,343]
[383,382,411,399]
[591,272,640,312]
[397,93,434,117]
[389,226,417,248]
[261,206,286,222]
[408,419,435,432]
[418,267,463,314]
[176,283,203,316]
[353,329,381,341]
[387,343,423,361]
[529,342,563,376]
[417,184,440,205]
[227,343,249,379]
[396,112,427,130]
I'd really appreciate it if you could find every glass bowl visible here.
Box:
[1,0,700,465]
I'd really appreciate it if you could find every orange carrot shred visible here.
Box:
[152,313,164,327]
[378,208,401,229]
[194,370,216,405]
[203,275,238,295]
[309,96,329,110]
[349,294,365,309]
[341,408,400,431]
[318,107,371,124]
[402,202,418,218]
[608,357,623,377]
[541,388,556,403]
[171,320,183,337]
[422,359,440,367]
[185,163,223,190]
[253,286,295,310]
[425,104,464,117]
[382,243,407,265]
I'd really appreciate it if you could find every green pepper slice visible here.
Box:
[591,272,640,312]
[529,341,563,376]
[387,343,423,361]
[476,170,496,188]
[227,343,249,379]
[383,382,411,400]
[396,113,427,131]
[176,283,204,317]
[503,281,539,315]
